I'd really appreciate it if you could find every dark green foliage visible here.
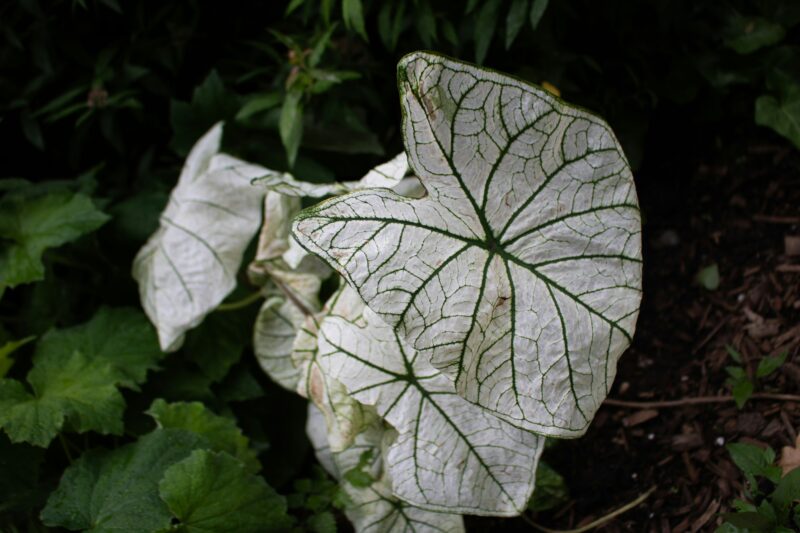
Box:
[1,0,799,530]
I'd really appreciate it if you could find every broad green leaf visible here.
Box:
[306,405,465,533]
[41,429,208,532]
[724,15,785,55]
[0,308,160,446]
[756,82,800,150]
[294,52,643,438]
[236,92,283,121]
[147,399,259,473]
[0,189,108,293]
[318,307,545,515]
[728,443,781,484]
[159,449,291,532]
[133,123,273,351]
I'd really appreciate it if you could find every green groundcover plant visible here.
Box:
[1,51,642,531]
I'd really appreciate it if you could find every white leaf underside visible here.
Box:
[306,405,465,533]
[133,123,274,352]
[318,307,544,516]
[294,52,643,438]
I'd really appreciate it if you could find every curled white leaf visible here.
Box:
[133,123,278,351]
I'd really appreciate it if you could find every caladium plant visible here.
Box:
[134,51,642,530]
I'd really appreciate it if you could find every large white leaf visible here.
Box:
[294,52,643,438]
[318,307,544,516]
[133,123,276,351]
[306,405,464,533]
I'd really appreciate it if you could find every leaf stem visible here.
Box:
[603,392,800,409]
[216,291,263,312]
[524,486,656,532]
[59,434,74,463]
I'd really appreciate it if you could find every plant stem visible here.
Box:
[59,434,73,463]
[524,486,656,532]
[603,392,800,409]
[216,291,263,312]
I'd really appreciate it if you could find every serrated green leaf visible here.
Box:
[728,443,775,481]
[0,308,161,446]
[505,0,529,49]
[773,467,800,521]
[41,429,208,532]
[0,335,35,378]
[159,449,291,533]
[294,52,642,438]
[134,124,275,351]
[529,0,548,30]
[0,190,108,292]
[147,399,260,473]
[318,304,545,515]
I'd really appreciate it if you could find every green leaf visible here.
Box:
[695,263,720,290]
[184,311,249,382]
[159,449,291,533]
[528,461,569,512]
[0,431,45,515]
[415,1,437,48]
[0,308,162,446]
[41,429,208,532]
[0,190,109,292]
[772,467,800,521]
[294,52,642,438]
[721,511,774,530]
[280,91,304,168]
[724,15,786,55]
[529,0,549,30]
[756,81,800,150]
[0,336,35,378]
[474,0,502,64]
[732,378,754,409]
[726,345,743,364]
[307,511,336,533]
[170,71,240,155]
[236,92,283,121]
[147,399,260,473]
[505,0,530,49]
[757,352,787,378]
[727,443,777,482]
[342,0,368,41]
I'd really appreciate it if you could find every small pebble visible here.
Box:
[715,436,725,446]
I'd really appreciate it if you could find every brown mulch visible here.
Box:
[471,141,800,532]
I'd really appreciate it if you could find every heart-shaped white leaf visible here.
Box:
[294,52,642,437]
[306,405,465,533]
[133,123,277,351]
[318,306,544,516]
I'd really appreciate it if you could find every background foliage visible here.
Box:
[1,0,799,530]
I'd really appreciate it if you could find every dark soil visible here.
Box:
[470,138,800,532]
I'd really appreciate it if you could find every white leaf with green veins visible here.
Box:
[294,52,642,438]
[306,405,465,533]
[253,152,409,198]
[133,123,278,351]
[318,306,545,516]
[293,285,370,452]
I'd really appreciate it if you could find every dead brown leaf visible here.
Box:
[779,434,800,476]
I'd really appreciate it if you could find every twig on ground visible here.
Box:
[603,392,800,409]
[523,486,657,532]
